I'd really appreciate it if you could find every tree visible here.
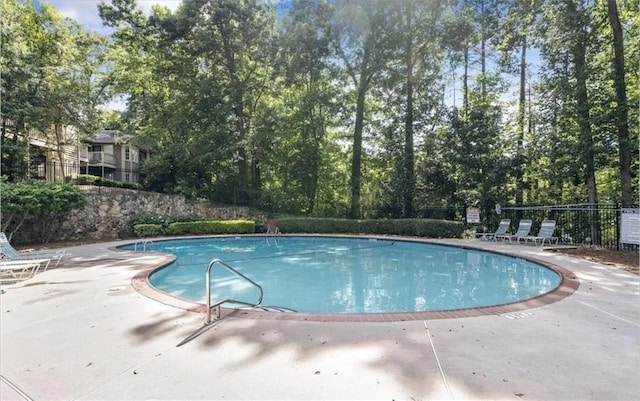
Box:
[606,0,633,206]
[331,0,394,218]
[1,1,58,179]
[0,181,87,243]
[395,0,449,217]
[100,0,278,204]
[42,19,112,181]
[273,0,338,215]
[89,0,636,217]
[371,0,449,218]
[495,0,543,204]
[1,0,111,182]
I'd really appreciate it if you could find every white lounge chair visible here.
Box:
[482,219,511,241]
[523,220,559,246]
[496,219,533,243]
[0,258,51,282]
[0,233,66,267]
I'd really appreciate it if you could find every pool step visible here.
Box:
[252,305,298,313]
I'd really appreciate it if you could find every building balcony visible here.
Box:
[88,151,117,168]
[79,147,89,162]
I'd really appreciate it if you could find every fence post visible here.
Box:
[463,204,468,230]
[615,203,620,251]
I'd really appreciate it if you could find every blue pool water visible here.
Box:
[124,236,561,314]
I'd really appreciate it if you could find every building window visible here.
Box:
[90,145,102,152]
[125,146,131,161]
[125,173,130,182]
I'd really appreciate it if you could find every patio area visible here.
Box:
[1,238,638,400]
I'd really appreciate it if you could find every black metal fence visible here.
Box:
[466,204,639,251]
[1,160,77,183]
[415,206,461,221]
[1,160,140,184]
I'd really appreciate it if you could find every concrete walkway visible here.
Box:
[1,239,638,400]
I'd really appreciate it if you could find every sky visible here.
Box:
[42,0,538,111]
[42,0,183,109]
[46,0,182,34]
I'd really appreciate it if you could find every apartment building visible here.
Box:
[1,120,87,182]
[1,121,148,184]
[84,130,149,183]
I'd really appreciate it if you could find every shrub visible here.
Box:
[166,220,255,236]
[133,224,164,237]
[1,180,87,243]
[274,217,463,238]
[78,174,141,190]
[127,213,203,233]
[77,174,99,185]
[275,218,360,234]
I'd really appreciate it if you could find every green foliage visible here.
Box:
[126,213,203,232]
[129,215,254,237]
[4,0,638,229]
[274,217,463,238]
[77,174,100,185]
[165,220,255,236]
[1,0,111,175]
[0,180,87,243]
[95,177,141,190]
[100,0,278,204]
[275,218,358,234]
[133,224,164,237]
[78,174,141,190]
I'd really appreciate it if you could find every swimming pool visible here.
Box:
[125,236,562,314]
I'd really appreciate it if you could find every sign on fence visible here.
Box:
[466,207,480,224]
[620,208,640,245]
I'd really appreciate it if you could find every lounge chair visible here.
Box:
[481,219,511,241]
[0,258,51,282]
[0,233,66,267]
[523,220,559,246]
[496,219,533,243]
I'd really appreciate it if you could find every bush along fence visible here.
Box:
[133,220,256,237]
[131,216,465,239]
[467,203,640,250]
[273,218,464,238]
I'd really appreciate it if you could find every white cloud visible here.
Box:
[45,0,182,34]
[47,0,106,32]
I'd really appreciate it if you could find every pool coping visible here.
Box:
[124,235,580,322]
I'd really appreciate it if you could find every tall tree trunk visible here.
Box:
[568,1,599,243]
[607,0,632,206]
[463,43,469,120]
[219,20,249,202]
[251,156,261,206]
[480,0,486,101]
[402,5,415,218]
[305,78,322,215]
[349,77,367,219]
[306,124,321,215]
[515,36,527,205]
[234,105,248,193]
[463,0,469,120]
[54,123,67,183]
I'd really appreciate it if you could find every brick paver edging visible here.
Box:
[126,237,580,322]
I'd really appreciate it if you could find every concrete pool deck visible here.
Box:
[1,238,638,400]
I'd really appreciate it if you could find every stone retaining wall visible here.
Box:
[52,186,249,242]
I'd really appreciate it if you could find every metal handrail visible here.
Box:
[134,239,153,252]
[205,258,263,324]
[266,226,280,236]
